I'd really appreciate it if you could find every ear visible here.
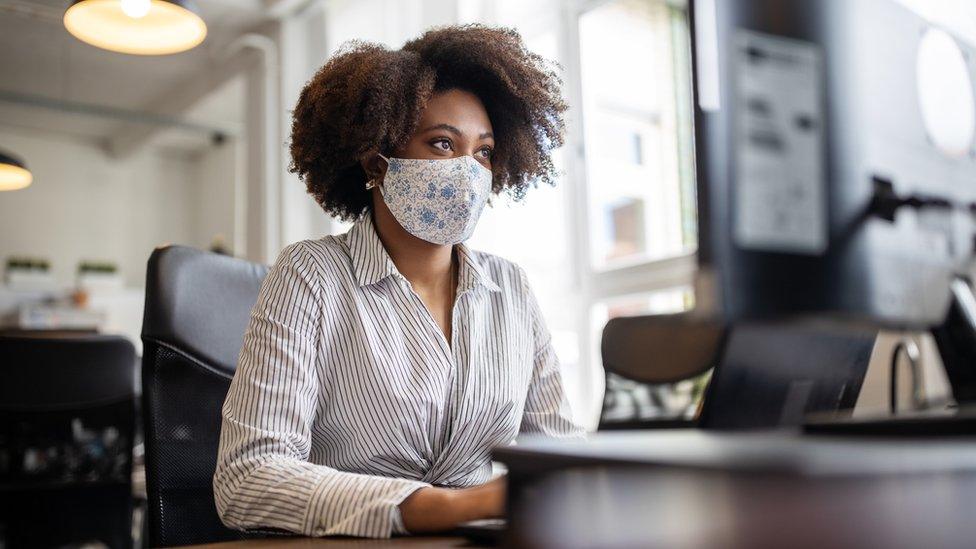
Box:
[360,151,388,185]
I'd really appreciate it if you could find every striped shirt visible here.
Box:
[213,213,584,538]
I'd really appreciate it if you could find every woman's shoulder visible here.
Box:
[274,235,355,283]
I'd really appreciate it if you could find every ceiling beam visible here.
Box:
[104,48,258,158]
[99,0,321,158]
[0,89,237,136]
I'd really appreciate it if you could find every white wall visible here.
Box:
[192,136,241,256]
[278,5,336,247]
[0,124,240,286]
[0,125,197,287]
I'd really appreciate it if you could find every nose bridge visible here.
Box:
[456,153,490,176]
[452,150,478,162]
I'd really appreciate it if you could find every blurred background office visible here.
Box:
[1,0,974,434]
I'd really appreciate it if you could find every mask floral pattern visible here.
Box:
[379,154,493,245]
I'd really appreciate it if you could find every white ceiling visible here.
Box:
[149,71,246,153]
[0,0,274,152]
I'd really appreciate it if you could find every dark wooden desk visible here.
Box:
[495,429,976,548]
[186,536,486,548]
[509,466,976,549]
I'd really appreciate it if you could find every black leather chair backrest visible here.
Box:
[602,315,724,385]
[141,245,268,547]
[0,334,136,548]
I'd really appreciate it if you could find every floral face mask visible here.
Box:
[371,153,493,245]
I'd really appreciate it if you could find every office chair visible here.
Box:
[0,334,136,549]
[141,246,268,547]
[599,315,723,430]
[599,315,877,430]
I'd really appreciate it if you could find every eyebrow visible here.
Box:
[421,123,494,140]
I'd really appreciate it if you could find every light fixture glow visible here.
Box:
[0,150,32,192]
[120,0,151,19]
[64,0,207,56]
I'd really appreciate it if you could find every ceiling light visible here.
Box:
[121,0,151,19]
[64,0,207,56]
[0,150,33,192]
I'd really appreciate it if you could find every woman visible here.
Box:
[213,24,583,539]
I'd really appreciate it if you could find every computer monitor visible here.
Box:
[690,0,976,330]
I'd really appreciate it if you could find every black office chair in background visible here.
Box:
[599,315,722,430]
[141,246,268,547]
[0,334,137,549]
[599,315,877,431]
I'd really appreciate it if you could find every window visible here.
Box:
[579,0,696,270]
[570,0,699,426]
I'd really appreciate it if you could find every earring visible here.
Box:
[365,178,377,190]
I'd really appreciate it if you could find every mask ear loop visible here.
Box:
[365,153,391,190]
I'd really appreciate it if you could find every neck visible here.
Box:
[370,205,455,290]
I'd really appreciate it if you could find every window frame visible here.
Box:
[558,0,699,424]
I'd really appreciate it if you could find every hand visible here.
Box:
[399,475,507,533]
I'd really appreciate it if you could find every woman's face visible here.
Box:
[365,87,496,244]
[392,88,495,171]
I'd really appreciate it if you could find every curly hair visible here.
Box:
[288,24,567,221]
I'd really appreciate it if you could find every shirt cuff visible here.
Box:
[390,484,427,535]
[304,473,431,538]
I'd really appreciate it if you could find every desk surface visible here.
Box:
[510,465,976,549]
[496,429,976,548]
[186,536,484,548]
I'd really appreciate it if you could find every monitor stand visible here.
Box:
[805,278,976,437]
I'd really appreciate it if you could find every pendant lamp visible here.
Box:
[64,0,207,55]
[0,150,32,191]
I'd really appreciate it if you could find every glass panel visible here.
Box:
[579,0,697,270]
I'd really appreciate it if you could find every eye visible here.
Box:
[478,146,493,159]
[431,138,453,152]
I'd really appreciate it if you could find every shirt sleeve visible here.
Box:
[517,267,587,438]
[213,242,429,539]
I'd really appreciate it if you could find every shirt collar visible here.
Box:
[347,213,501,293]
[456,242,502,293]
[347,213,401,287]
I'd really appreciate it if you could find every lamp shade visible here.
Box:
[0,150,32,191]
[64,0,207,55]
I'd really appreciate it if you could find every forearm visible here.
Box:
[215,411,431,538]
[399,477,506,533]
[215,451,430,538]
